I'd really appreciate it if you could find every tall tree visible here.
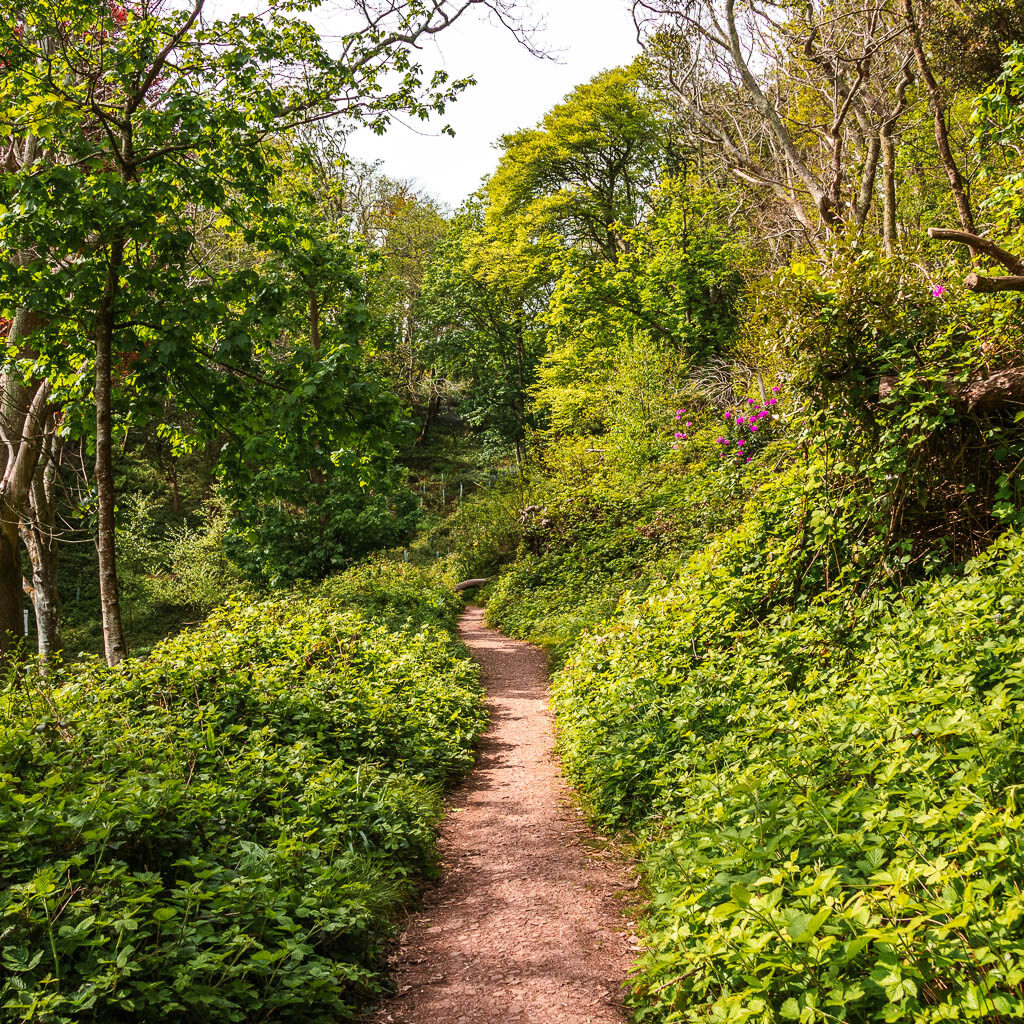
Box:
[484,67,671,266]
[0,0,529,664]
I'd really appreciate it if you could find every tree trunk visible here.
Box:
[20,435,62,664]
[0,518,23,656]
[416,394,441,446]
[903,0,974,235]
[0,312,53,662]
[169,458,180,515]
[880,130,898,255]
[309,289,321,352]
[96,238,128,666]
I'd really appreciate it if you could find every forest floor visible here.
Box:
[370,605,637,1024]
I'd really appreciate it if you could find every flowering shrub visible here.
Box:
[671,407,694,448]
[716,388,781,464]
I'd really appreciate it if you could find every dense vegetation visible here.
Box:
[0,559,483,1022]
[448,16,1024,1024]
[4,0,1024,1019]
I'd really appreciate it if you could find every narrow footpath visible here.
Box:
[372,605,635,1024]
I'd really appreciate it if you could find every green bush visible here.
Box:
[162,503,244,617]
[485,443,745,663]
[552,523,1024,1023]
[0,563,483,1023]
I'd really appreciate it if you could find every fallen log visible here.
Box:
[455,577,496,593]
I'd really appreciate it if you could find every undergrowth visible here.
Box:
[468,241,1024,1022]
[0,558,483,1023]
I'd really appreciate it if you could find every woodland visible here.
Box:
[3,0,1024,1020]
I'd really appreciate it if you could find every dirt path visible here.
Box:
[371,605,635,1024]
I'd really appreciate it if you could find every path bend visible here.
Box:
[372,605,635,1024]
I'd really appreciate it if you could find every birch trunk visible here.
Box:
[95,237,128,665]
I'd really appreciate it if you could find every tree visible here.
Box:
[417,205,543,459]
[483,67,671,266]
[632,0,986,248]
[0,0,530,664]
[211,169,418,585]
[537,178,749,436]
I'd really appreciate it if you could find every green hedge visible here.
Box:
[552,529,1024,1023]
[0,561,483,1023]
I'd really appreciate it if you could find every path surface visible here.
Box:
[372,605,635,1024]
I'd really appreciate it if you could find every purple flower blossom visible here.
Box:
[768,398,777,405]
[724,412,732,420]
[674,432,683,439]
[772,387,780,393]
[932,284,947,298]
[685,421,692,428]
[750,424,758,432]
[737,439,745,447]
[737,416,746,424]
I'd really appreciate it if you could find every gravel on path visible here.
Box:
[371,605,636,1024]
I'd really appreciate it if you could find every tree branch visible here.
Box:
[927,228,1024,275]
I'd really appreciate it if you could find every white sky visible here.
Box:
[344,1,642,208]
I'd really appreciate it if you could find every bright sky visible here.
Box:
[344,0,642,208]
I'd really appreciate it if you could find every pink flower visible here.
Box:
[932,284,947,298]
[737,416,745,424]
[768,398,777,405]
[748,398,755,404]
[674,432,683,439]
[724,412,732,420]
[772,387,780,393]
[685,422,692,427]
[737,439,745,447]
[681,433,688,439]
[750,424,758,432]
[746,457,752,463]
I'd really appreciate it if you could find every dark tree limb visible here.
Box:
[880,368,1024,413]
[963,368,1024,413]
[964,273,1024,294]
[928,228,1024,275]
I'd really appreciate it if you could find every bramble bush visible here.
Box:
[0,561,483,1023]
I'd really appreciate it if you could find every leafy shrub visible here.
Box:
[484,444,745,662]
[747,244,1024,575]
[0,562,482,1023]
[320,556,465,633]
[162,503,243,616]
[552,523,1024,1023]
